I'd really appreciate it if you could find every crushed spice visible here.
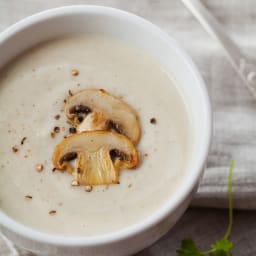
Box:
[54,114,60,120]
[150,118,157,124]
[85,185,93,192]
[71,69,79,76]
[21,136,27,145]
[25,195,33,200]
[49,210,56,216]
[54,126,60,133]
[68,90,73,96]
[71,180,80,186]
[36,164,44,172]
[12,146,19,153]
[99,88,106,93]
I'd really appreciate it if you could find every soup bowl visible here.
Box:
[0,5,211,256]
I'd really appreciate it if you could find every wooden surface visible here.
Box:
[1,0,256,255]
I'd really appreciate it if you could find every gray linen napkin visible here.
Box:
[192,166,256,209]
[177,0,256,210]
[189,43,256,210]
[1,0,256,255]
[0,233,19,256]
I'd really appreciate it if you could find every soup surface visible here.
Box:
[0,35,192,236]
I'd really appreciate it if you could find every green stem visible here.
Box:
[224,160,234,239]
[201,161,234,256]
[202,248,215,255]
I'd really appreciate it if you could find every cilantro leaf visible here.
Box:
[176,239,203,256]
[211,239,233,252]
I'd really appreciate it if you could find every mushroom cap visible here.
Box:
[52,131,139,185]
[65,89,140,144]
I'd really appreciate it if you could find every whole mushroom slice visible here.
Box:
[52,131,139,186]
[65,89,140,144]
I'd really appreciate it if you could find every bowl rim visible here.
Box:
[0,5,212,247]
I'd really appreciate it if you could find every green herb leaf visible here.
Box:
[211,239,233,252]
[176,239,203,256]
[223,160,234,240]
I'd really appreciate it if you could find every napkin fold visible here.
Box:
[0,233,19,256]
[192,166,256,209]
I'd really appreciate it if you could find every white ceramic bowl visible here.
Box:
[0,5,212,256]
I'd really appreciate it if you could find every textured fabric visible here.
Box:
[0,0,256,255]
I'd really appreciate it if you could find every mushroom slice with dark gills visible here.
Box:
[52,131,139,185]
[65,89,140,144]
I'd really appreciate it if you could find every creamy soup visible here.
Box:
[0,35,192,236]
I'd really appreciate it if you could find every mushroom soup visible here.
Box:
[0,35,192,236]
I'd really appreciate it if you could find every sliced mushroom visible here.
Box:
[65,89,140,144]
[52,131,139,185]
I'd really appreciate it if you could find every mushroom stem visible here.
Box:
[76,148,118,185]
